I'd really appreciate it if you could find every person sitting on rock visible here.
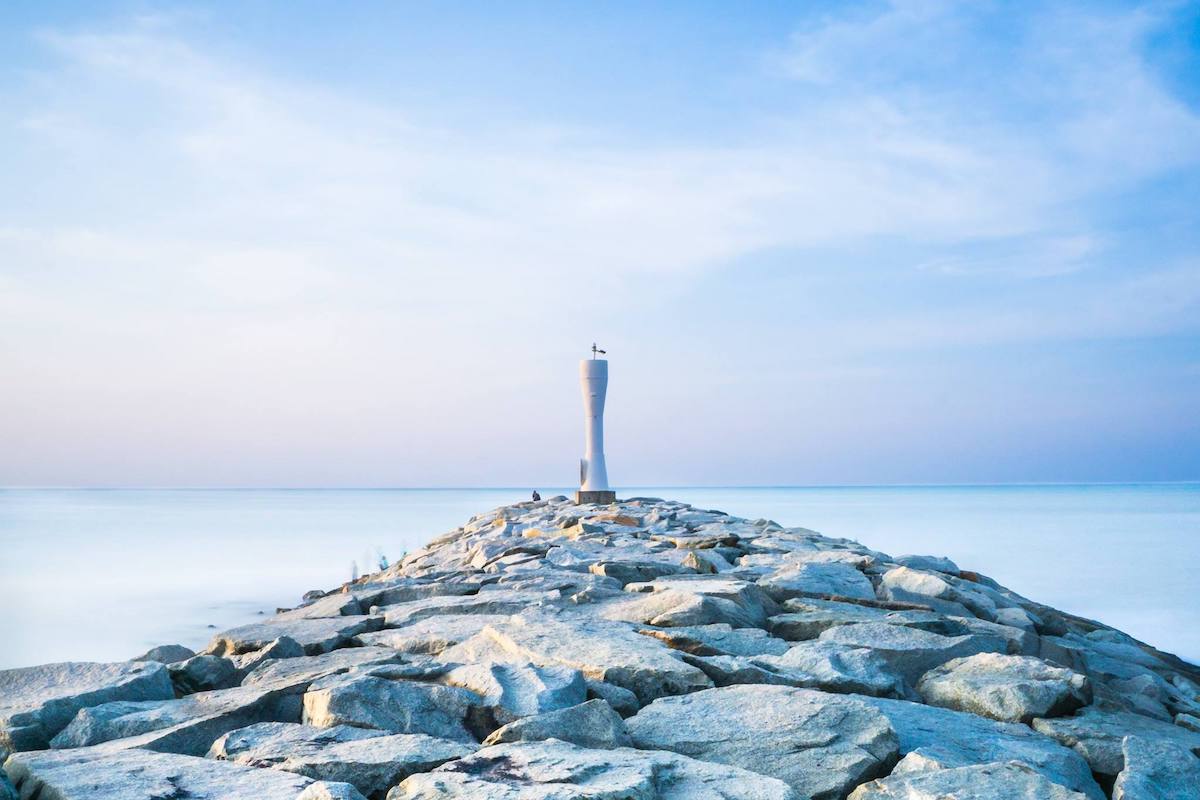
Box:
[531,489,541,501]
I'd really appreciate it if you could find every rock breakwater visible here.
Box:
[3,496,1199,798]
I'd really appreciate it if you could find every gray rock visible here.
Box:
[917,653,1091,723]
[302,675,479,742]
[4,745,314,799]
[892,555,960,574]
[387,739,796,799]
[132,644,196,664]
[760,641,909,698]
[858,696,1105,799]
[482,699,631,748]
[1113,735,1200,800]
[819,622,1007,683]
[0,661,174,755]
[758,561,876,602]
[357,614,511,655]
[380,591,553,627]
[297,781,369,800]
[49,685,300,756]
[1176,712,1200,733]
[275,593,363,620]
[626,684,898,799]
[443,662,586,724]
[602,588,764,628]
[636,623,791,657]
[849,760,1088,799]
[584,679,640,716]
[879,567,997,620]
[1032,706,1200,777]
[356,579,479,607]
[439,613,712,705]
[210,722,473,797]
[206,616,384,656]
[622,576,776,628]
[589,560,687,585]
[241,647,405,691]
[0,769,14,800]
[170,654,240,694]
[229,636,307,675]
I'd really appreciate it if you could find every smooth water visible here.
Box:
[1,484,1197,669]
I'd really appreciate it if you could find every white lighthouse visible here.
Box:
[576,344,616,505]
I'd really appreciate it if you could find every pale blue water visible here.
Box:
[1,485,1197,669]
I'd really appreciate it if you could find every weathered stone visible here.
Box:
[849,760,1088,799]
[891,554,960,574]
[1112,735,1200,800]
[443,662,586,725]
[623,576,776,627]
[170,654,240,694]
[1176,712,1200,733]
[1032,706,1200,777]
[767,598,941,641]
[758,561,876,602]
[210,722,473,797]
[482,699,631,748]
[296,781,369,800]
[381,591,553,627]
[439,613,712,705]
[275,593,364,620]
[603,588,763,629]
[859,696,1105,799]
[302,675,479,743]
[589,560,686,585]
[358,614,511,655]
[387,739,796,799]
[4,746,314,799]
[759,641,909,698]
[918,653,1091,722]
[49,685,300,756]
[819,622,1007,683]
[636,623,791,657]
[229,636,307,676]
[207,616,384,657]
[879,567,997,620]
[241,647,404,691]
[626,685,898,799]
[0,661,174,755]
[585,679,640,716]
[132,644,196,664]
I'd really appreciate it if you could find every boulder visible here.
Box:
[626,685,898,799]
[891,555,960,574]
[917,653,1091,723]
[760,641,908,698]
[297,781,369,800]
[1032,706,1200,778]
[0,661,174,755]
[1176,712,1200,733]
[767,598,940,641]
[443,662,586,724]
[859,696,1104,799]
[589,560,687,585]
[380,591,553,627]
[439,613,712,705]
[482,699,631,749]
[622,576,776,627]
[170,654,240,694]
[757,561,876,602]
[3,745,314,799]
[819,622,1007,683]
[48,685,300,756]
[636,623,791,657]
[206,616,384,657]
[584,680,640,716]
[386,739,795,799]
[274,594,364,620]
[849,760,1088,799]
[602,588,763,629]
[1112,735,1200,800]
[357,615,511,655]
[878,567,996,620]
[228,636,307,675]
[132,644,196,664]
[210,722,473,797]
[302,675,479,743]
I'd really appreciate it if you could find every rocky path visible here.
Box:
[3,496,1199,799]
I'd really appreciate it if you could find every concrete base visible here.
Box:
[575,490,617,505]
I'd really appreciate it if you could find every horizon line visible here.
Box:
[2,481,1198,492]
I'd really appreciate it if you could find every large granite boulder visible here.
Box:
[380,591,553,627]
[131,644,195,664]
[859,696,1104,799]
[1032,706,1200,778]
[759,641,909,698]
[635,623,790,657]
[848,760,1089,799]
[1112,735,1200,800]
[917,653,1092,722]
[626,685,898,799]
[482,698,631,748]
[206,616,384,656]
[819,622,1007,683]
[302,675,480,743]
[3,746,314,799]
[0,661,174,755]
[443,662,586,724]
[386,739,796,799]
[439,613,712,705]
[297,781,368,800]
[241,647,404,691]
[209,722,473,797]
[757,561,876,602]
[357,614,511,655]
[169,654,240,694]
[878,567,997,620]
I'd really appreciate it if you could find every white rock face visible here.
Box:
[917,653,1092,722]
[626,685,899,799]
[0,661,174,755]
[387,739,796,800]
[4,496,1196,800]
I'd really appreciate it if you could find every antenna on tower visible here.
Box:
[591,343,606,359]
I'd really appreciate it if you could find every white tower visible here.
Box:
[576,344,616,505]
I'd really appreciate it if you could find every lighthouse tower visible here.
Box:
[576,344,616,505]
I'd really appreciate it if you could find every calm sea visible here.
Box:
[1,484,1197,669]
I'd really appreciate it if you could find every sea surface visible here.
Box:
[1,484,1197,670]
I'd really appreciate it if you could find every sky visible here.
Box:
[1,0,1198,487]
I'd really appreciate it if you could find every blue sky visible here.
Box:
[1,1,1198,487]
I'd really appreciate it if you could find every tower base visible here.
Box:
[575,490,617,505]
